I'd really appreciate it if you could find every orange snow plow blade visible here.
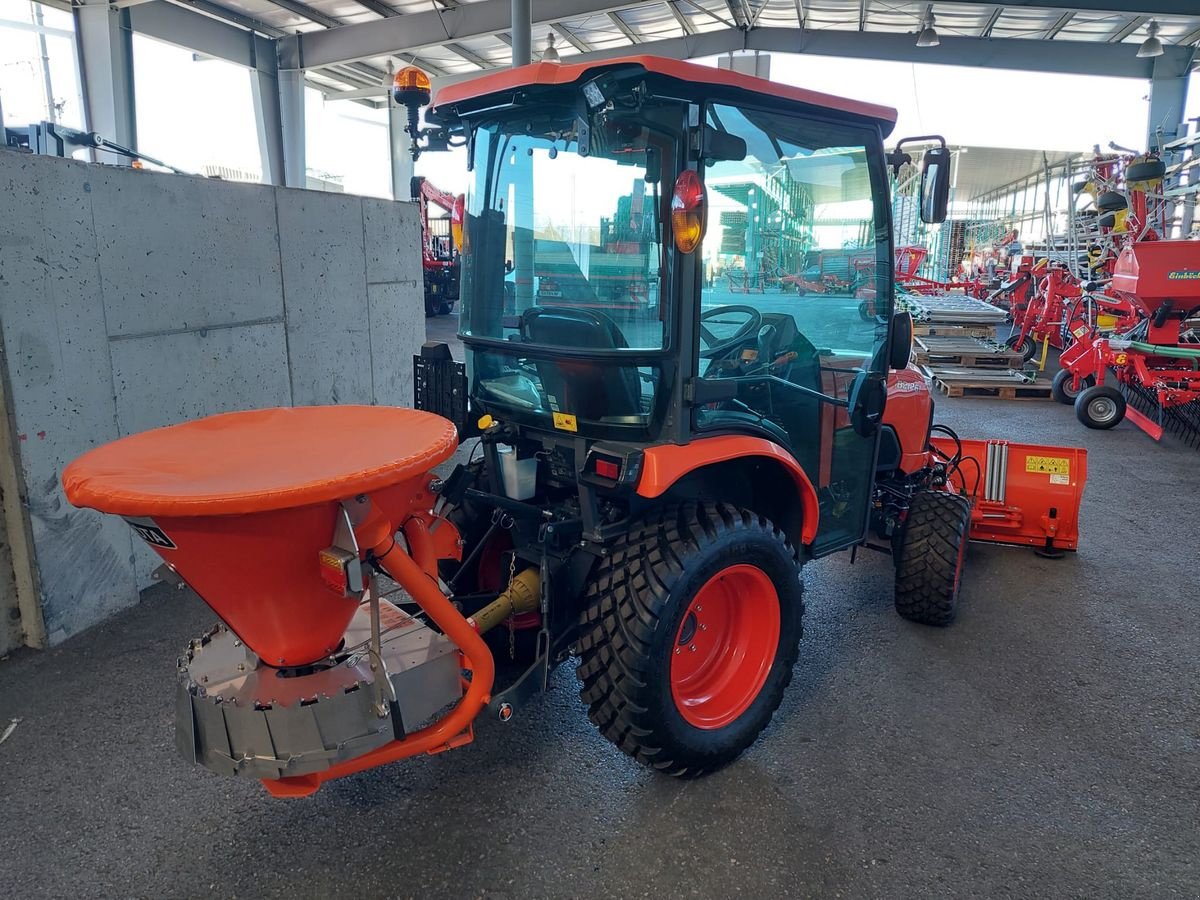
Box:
[932,438,1087,553]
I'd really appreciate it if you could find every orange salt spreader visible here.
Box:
[63,406,535,798]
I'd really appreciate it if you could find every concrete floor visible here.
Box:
[2,322,1198,898]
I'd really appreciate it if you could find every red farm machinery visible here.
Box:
[1057,240,1200,443]
[413,175,465,317]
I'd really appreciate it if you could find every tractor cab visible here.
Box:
[420,57,948,556]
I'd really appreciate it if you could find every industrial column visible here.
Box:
[73,0,136,165]
[512,0,531,67]
[250,36,285,185]
[1147,49,1195,150]
[277,67,306,188]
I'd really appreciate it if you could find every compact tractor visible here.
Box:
[64,57,1086,798]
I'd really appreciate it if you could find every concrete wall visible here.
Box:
[0,151,425,647]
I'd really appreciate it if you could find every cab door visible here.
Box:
[691,103,892,555]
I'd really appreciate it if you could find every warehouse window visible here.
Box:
[132,34,261,179]
[0,1,84,133]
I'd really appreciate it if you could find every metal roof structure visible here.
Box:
[119,0,1200,101]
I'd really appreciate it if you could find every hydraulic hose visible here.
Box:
[262,523,496,798]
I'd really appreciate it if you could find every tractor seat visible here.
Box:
[520,306,642,421]
[63,406,458,517]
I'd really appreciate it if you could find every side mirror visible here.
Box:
[919,146,951,224]
[889,311,914,370]
[890,135,951,224]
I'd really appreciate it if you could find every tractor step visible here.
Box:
[915,335,1025,369]
[932,367,1053,400]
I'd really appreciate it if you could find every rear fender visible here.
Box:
[931,437,1087,552]
[638,436,819,547]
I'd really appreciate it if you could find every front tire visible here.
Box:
[576,502,804,777]
[894,490,971,627]
[1075,384,1126,429]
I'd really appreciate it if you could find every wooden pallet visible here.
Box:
[913,324,997,340]
[914,335,1022,368]
[932,367,1053,400]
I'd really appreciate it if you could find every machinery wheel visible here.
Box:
[1096,190,1128,212]
[1126,160,1165,183]
[1006,333,1037,361]
[576,502,804,777]
[894,490,971,627]
[1075,384,1126,429]
[1051,369,1095,405]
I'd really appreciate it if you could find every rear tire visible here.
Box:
[894,490,971,627]
[1075,384,1126,429]
[1051,369,1094,405]
[576,502,804,777]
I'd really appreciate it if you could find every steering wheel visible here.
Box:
[699,305,763,359]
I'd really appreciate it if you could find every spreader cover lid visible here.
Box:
[63,406,458,517]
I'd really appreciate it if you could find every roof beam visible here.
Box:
[348,0,399,18]
[607,10,641,43]
[793,0,805,29]
[723,0,747,30]
[267,0,345,30]
[469,26,1192,80]
[1107,15,1147,44]
[281,0,1200,71]
[980,7,1003,38]
[858,0,868,32]
[1044,12,1073,38]
[127,1,277,71]
[679,0,735,30]
[550,21,592,51]
[444,42,496,68]
[666,1,696,36]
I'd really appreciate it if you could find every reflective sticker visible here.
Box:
[1025,455,1070,477]
[552,412,578,432]
[128,521,177,550]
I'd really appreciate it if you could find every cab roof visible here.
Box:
[432,55,898,136]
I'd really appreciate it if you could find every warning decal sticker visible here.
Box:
[553,412,578,432]
[1025,455,1070,477]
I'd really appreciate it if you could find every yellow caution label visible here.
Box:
[1025,455,1070,477]
[552,412,578,432]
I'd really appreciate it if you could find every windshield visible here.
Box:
[460,105,679,351]
[458,101,683,439]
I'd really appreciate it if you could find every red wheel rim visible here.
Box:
[669,564,781,730]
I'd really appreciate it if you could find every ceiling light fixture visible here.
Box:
[542,34,560,63]
[1137,20,1164,58]
[916,12,940,48]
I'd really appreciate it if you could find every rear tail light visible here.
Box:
[671,169,706,254]
[594,457,621,480]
